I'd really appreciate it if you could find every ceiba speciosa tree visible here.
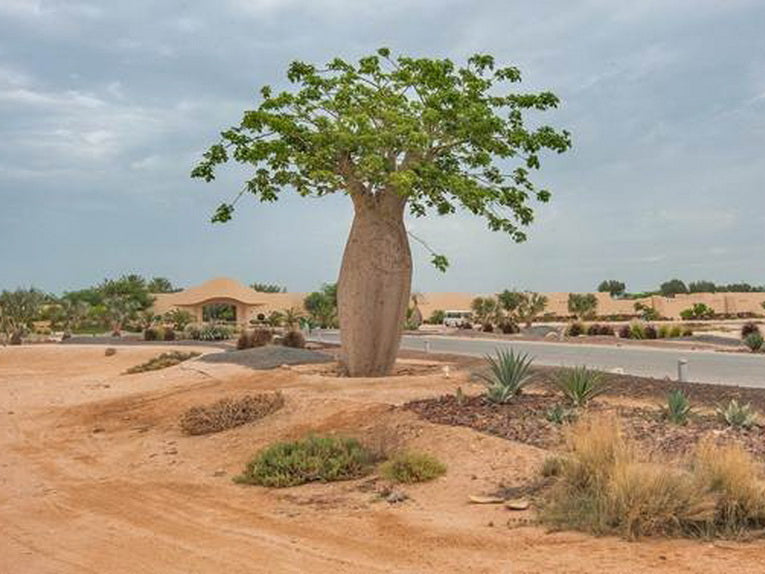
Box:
[192,49,571,377]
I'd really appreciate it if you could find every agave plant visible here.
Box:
[477,349,534,404]
[553,366,606,408]
[664,389,692,425]
[717,399,758,429]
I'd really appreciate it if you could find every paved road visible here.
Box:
[312,331,765,388]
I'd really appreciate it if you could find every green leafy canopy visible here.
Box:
[192,48,571,269]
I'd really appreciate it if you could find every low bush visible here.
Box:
[180,393,285,435]
[163,328,176,341]
[682,326,694,337]
[717,400,759,429]
[539,415,765,539]
[124,351,200,374]
[379,451,446,484]
[144,327,160,341]
[237,328,272,350]
[104,347,117,357]
[680,303,714,321]
[744,333,763,352]
[198,325,232,341]
[618,324,631,339]
[481,322,494,333]
[657,325,670,339]
[477,349,534,404]
[669,324,683,338]
[644,324,658,339]
[664,389,691,425]
[282,330,306,348]
[546,403,578,425]
[629,322,646,340]
[235,436,376,487]
[183,324,201,340]
[553,366,606,408]
[499,321,520,334]
[566,322,585,337]
[741,322,761,339]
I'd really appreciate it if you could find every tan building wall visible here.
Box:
[414,291,765,321]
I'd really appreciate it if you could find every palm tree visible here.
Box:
[282,307,304,330]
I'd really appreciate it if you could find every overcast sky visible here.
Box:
[1,0,763,294]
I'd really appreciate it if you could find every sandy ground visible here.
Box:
[2,344,765,573]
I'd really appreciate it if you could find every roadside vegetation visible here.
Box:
[124,351,200,374]
[539,415,765,539]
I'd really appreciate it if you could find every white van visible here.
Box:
[443,310,473,328]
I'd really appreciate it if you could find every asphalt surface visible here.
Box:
[312,330,765,388]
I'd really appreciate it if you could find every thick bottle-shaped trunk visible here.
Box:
[337,192,411,377]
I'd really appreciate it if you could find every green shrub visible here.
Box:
[198,325,232,341]
[680,303,714,321]
[682,326,694,337]
[643,324,658,339]
[180,393,284,435]
[717,400,759,429]
[477,349,534,404]
[235,436,375,487]
[184,324,201,340]
[629,322,646,340]
[553,366,606,408]
[282,330,306,348]
[379,451,446,484]
[664,389,691,425]
[124,351,200,374]
[658,325,670,339]
[744,333,763,352]
[546,403,578,425]
[427,309,446,324]
[669,324,683,338]
[741,322,760,339]
[566,322,585,337]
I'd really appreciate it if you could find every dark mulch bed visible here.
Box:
[404,393,765,459]
[199,345,333,370]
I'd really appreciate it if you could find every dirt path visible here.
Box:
[2,345,765,573]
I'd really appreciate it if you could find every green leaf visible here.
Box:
[431,254,449,273]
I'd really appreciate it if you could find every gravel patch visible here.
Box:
[199,345,333,370]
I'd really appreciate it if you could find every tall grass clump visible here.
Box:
[693,441,765,534]
[379,451,446,484]
[553,366,606,408]
[477,349,534,404]
[539,414,765,539]
[236,436,375,487]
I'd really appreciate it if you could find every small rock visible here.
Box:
[469,495,505,504]
[212,469,226,477]
[165,448,178,455]
[487,521,494,527]
[505,499,530,511]
[386,490,408,504]
[92,427,105,434]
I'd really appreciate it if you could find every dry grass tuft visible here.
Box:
[124,351,200,374]
[540,414,765,539]
[180,392,285,435]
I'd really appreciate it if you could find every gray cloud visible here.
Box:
[1,0,763,293]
